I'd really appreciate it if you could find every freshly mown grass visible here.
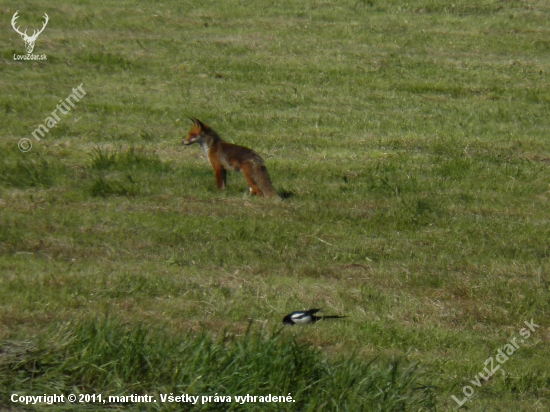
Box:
[1,0,549,410]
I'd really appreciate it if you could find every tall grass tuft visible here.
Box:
[89,146,170,173]
[0,156,59,188]
[0,318,436,411]
[89,175,138,197]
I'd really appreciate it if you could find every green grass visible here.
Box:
[1,0,549,410]
[1,317,435,411]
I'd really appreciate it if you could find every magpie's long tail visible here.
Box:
[317,315,346,320]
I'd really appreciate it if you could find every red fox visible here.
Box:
[183,118,279,198]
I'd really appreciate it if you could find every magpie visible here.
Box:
[282,308,346,325]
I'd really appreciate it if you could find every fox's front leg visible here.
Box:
[214,167,227,190]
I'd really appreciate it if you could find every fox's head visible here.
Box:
[183,118,209,146]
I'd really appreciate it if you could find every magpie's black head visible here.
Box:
[282,314,296,325]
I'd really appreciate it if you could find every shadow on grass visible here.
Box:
[278,189,294,200]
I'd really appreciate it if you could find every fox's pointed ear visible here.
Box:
[195,118,207,129]
[189,117,198,125]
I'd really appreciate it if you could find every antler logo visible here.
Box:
[11,10,49,54]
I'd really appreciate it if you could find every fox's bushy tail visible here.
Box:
[254,165,280,199]
[239,156,280,199]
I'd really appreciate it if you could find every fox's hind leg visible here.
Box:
[241,163,264,197]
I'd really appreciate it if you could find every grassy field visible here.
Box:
[1,0,549,410]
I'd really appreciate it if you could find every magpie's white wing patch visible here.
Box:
[291,312,313,324]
